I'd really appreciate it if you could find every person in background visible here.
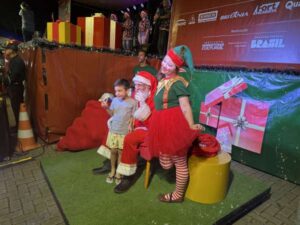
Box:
[110,13,118,22]
[98,79,137,185]
[147,45,204,203]
[19,2,35,42]
[122,12,134,52]
[2,43,25,126]
[138,10,151,47]
[133,49,157,78]
[154,0,171,57]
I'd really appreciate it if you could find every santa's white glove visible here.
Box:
[134,91,149,103]
[133,103,151,121]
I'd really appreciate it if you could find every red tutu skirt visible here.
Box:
[147,106,199,157]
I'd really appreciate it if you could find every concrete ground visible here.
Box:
[0,145,299,225]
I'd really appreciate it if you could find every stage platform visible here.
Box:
[41,149,270,225]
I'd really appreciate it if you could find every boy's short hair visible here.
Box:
[114,78,131,90]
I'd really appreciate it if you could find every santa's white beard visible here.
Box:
[135,90,150,102]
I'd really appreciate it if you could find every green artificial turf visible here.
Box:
[41,149,270,225]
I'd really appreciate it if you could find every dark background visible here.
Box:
[0,0,58,39]
[0,0,162,40]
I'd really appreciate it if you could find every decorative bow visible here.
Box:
[233,115,248,130]
[219,77,244,99]
[205,111,211,118]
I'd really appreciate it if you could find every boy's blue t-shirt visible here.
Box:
[108,97,137,135]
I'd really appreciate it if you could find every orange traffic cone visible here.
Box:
[16,103,40,152]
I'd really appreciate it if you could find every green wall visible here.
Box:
[182,69,300,184]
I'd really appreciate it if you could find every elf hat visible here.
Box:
[167,45,194,72]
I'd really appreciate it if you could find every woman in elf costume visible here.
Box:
[148,45,204,203]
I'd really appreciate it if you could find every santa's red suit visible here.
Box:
[116,71,157,176]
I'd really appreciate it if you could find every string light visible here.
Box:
[133,5,136,10]
[141,3,144,8]
[126,7,130,12]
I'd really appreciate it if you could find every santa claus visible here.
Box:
[114,71,157,193]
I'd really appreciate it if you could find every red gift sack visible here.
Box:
[57,100,109,151]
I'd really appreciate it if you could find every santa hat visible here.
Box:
[167,45,194,72]
[133,71,157,91]
[133,71,157,105]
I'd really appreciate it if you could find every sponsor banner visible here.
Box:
[285,0,300,10]
[198,10,218,23]
[176,18,187,26]
[188,14,196,25]
[202,41,224,51]
[220,11,248,20]
[250,38,285,49]
[253,1,280,15]
[170,0,300,70]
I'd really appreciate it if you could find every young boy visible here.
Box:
[99,79,136,185]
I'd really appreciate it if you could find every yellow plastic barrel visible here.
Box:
[185,151,231,204]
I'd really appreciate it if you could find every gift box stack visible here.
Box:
[77,17,86,45]
[199,77,269,154]
[77,14,110,48]
[46,21,60,42]
[47,21,81,45]
[70,23,81,45]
